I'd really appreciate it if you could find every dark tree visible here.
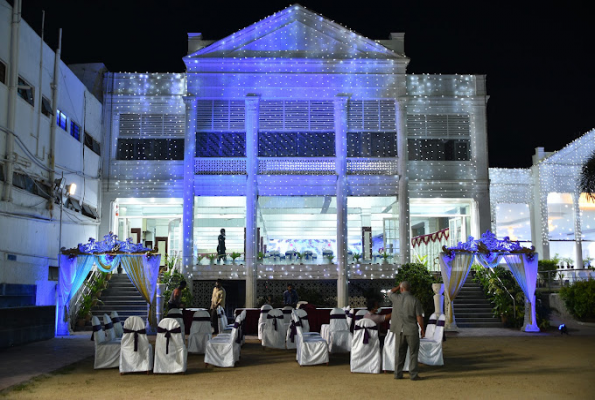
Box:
[579,151,595,202]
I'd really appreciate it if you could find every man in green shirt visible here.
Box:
[389,281,425,380]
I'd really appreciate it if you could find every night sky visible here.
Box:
[14,0,595,168]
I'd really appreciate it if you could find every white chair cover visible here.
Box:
[262,309,286,349]
[153,318,187,374]
[92,316,120,369]
[204,316,241,368]
[325,308,351,353]
[425,313,438,340]
[120,316,153,373]
[295,323,328,366]
[350,318,381,374]
[382,320,395,372]
[344,306,352,329]
[103,314,118,342]
[418,314,445,367]
[217,306,228,334]
[281,306,293,325]
[187,310,212,354]
[110,311,124,338]
[166,308,185,341]
[258,305,273,340]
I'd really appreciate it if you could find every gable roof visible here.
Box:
[184,4,402,62]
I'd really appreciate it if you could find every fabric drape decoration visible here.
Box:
[440,252,474,329]
[475,252,501,269]
[503,253,539,332]
[95,254,121,273]
[119,254,160,328]
[56,254,96,336]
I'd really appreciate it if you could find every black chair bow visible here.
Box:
[436,319,445,327]
[103,322,114,331]
[123,328,146,352]
[282,309,293,315]
[192,316,211,322]
[267,314,284,330]
[354,325,378,344]
[233,321,243,344]
[428,318,437,325]
[90,323,102,341]
[260,309,271,314]
[289,320,298,343]
[330,314,346,320]
[111,317,121,324]
[166,313,183,320]
[157,326,182,354]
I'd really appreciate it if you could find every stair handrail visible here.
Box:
[68,269,100,327]
[488,269,516,320]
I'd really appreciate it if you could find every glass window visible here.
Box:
[196,132,246,157]
[70,121,81,141]
[56,110,67,130]
[547,193,575,240]
[347,132,397,157]
[117,139,184,160]
[258,132,335,157]
[408,139,470,161]
[17,76,34,106]
[84,132,101,156]
[41,97,52,117]
[495,203,532,242]
[579,194,595,241]
[0,60,6,85]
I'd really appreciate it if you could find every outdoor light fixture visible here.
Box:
[559,324,568,335]
[66,183,76,196]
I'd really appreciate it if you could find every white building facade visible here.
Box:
[100,5,490,308]
[0,0,102,306]
[490,129,595,269]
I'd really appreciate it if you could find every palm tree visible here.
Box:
[579,150,595,202]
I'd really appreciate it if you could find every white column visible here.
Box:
[182,97,198,276]
[334,95,349,308]
[396,100,410,264]
[245,94,260,307]
[573,192,583,269]
[530,165,550,259]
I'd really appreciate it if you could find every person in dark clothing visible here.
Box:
[283,284,299,308]
[168,280,187,310]
[217,228,226,263]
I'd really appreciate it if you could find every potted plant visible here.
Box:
[197,254,205,264]
[294,251,303,264]
[230,252,242,264]
[207,253,217,265]
[257,251,265,261]
[326,254,335,264]
[381,251,391,264]
[353,252,361,264]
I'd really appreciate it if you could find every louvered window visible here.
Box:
[117,139,184,160]
[347,100,397,157]
[258,132,335,157]
[196,100,246,131]
[119,113,185,138]
[196,132,246,157]
[259,100,334,131]
[407,114,471,161]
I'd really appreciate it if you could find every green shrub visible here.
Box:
[538,259,559,280]
[162,269,193,312]
[394,263,434,320]
[560,280,595,321]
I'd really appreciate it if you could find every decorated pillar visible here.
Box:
[334,94,349,308]
[573,192,583,270]
[182,96,198,275]
[245,94,260,307]
[396,99,410,264]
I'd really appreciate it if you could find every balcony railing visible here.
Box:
[194,157,399,176]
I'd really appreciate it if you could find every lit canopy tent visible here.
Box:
[439,231,539,332]
[56,233,160,336]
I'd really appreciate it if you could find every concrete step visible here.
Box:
[456,320,504,328]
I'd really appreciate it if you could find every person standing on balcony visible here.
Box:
[217,228,226,263]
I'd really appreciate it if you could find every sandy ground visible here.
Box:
[2,334,595,400]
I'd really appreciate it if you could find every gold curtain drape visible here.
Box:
[119,255,160,327]
[440,252,474,328]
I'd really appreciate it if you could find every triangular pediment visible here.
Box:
[185,4,401,61]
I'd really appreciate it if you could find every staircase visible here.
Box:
[90,274,148,323]
[453,277,503,328]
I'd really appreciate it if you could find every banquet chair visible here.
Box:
[382,320,395,372]
[120,316,153,374]
[92,316,120,369]
[293,313,329,366]
[344,306,352,328]
[187,310,212,354]
[154,318,187,374]
[110,311,124,338]
[218,310,246,346]
[424,313,438,341]
[165,308,185,341]
[323,308,351,353]
[204,315,241,368]
[102,314,119,342]
[282,305,293,327]
[416,314,445,367]
[217,306,228,334]
[258,304,273,340]
[350,309,367,333]
[350,318,381,373]
[262,309,286,350]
